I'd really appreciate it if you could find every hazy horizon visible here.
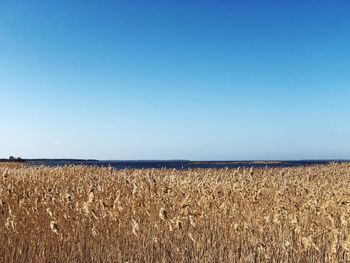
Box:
[1,0,349,160]
[2,157,350,161]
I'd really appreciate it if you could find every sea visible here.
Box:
[26,159,349,170]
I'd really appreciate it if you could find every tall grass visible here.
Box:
[1,163,350,262]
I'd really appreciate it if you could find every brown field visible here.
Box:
[1,163,350,262]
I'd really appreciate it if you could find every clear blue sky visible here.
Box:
[0,0,349,160]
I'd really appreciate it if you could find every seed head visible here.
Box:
[50,221,59,234]
[159,208,168,221]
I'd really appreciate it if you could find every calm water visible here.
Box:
[26,159,349,170]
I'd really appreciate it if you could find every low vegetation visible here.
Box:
[1,163,350,262]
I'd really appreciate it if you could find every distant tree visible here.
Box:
[8,156,25,162]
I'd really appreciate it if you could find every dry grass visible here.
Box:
[1,163,350,262]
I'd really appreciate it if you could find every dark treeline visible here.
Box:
[0,156,26,163]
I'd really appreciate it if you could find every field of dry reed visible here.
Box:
[1,163,350,262]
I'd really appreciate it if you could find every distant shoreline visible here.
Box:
[1,159,349,164]
[1,158,349,170]
[190,161,285,165]
[1,158,349,162]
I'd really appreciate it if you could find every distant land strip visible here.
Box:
[190,161,285,165]
[0,159,285,165]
